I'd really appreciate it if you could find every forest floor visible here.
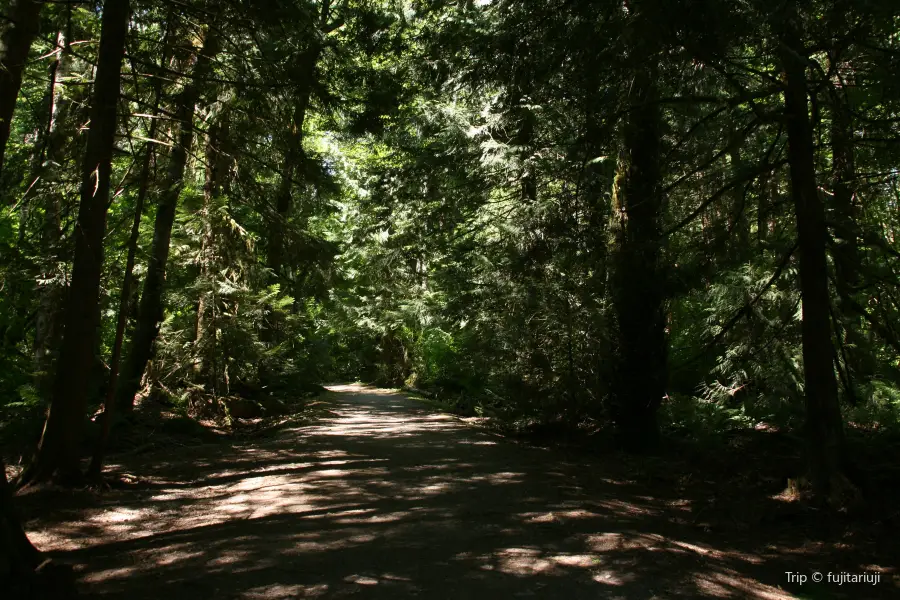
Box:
[15,384,900,599]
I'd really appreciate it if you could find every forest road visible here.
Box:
[23,384,861,599]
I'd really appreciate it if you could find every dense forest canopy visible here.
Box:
[1,0,900,591]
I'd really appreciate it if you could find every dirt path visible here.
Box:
[21,385,895,599]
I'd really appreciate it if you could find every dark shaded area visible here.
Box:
[19,387,898,599]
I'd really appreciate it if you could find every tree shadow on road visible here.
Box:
[17,385,899,599]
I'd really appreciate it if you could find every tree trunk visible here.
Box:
[827,65,871,393]
[605,12,666,451]
[115,27,221,412]
[0,0,44,177]
[0,458,41,579]
[260,4,328,386]
[32,29,72,403]
[2,458,78,596]
[779,6,846,499]
[267,0,330,279]
[757,174,772,251]
[727,139,750,260]
[20,0,131,486]
[514,102,537,205]
[195,115,230,391]
[266,50,321,279]
[89,18,173,477]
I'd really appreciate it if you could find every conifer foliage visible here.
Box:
[1,0,900,583]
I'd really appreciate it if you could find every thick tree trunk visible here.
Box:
[779,9,846,499]
[606,35,667,451]
[21,0,131,486]
[2,459,77,596]
[0,458,41,579]
[115,28,221,412]
[0,0,44,177]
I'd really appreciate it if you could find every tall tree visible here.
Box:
[31,28,73,403]
[0,458,40,578]
[267,0,335,279]
[21,0,132,485]
[605,1,667,450]
[194,112,231,392]
[89,14,174,476]
[115,23,221,412]
[778,1,846,498]
[828,60,867,396]
[0,0,44,177]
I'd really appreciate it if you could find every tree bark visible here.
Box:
[31,29,72,403]
[115,27,221,412]
[779,5,846,498]
[89,18,173,477]
[605,7,667,451]
[0,0,44,178]
[1,459,77,596]
[827,64,871,392]
[20,0,131,486]
[195,115,230,392]
[0,458,41,579]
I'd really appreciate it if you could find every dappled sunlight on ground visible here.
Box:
[19,383,899,599]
